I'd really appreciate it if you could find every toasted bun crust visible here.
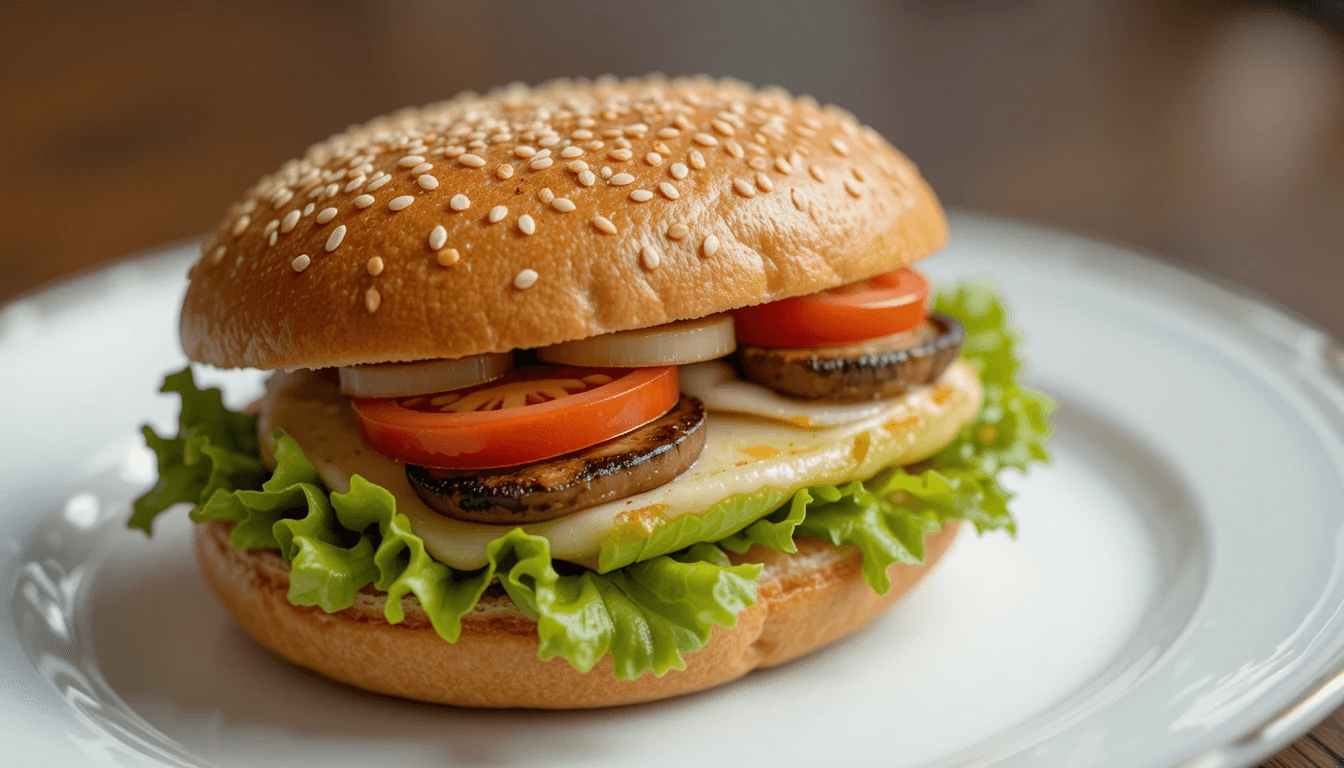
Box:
[195,517,961,708]
[182,76,947,370]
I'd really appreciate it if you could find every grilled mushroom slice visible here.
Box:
[736,313,965,402]
[407,395,706,524]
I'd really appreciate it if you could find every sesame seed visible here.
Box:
[459,153,486,167]
[852,166,867,182]
[733,179,756,198]
[640,245,661,270]
[809,165,827,183]
[211,245,226,264]
[323,183,340,198]
[538,187,555,203]
[538,135,560,147]
[410,162,433,174]
[529,157,554,170]
[657,182,680,200]
[518,214,536,235]
[418,174,439,190]
[644,152,663,166]
[571,129,594,140]
[429,224,447,250]
[657,127,680,138]
[630,189,653,202]
[567,160,589,173]
[653,141,671,155]
[666,223,689,240]
[365,287,381,313]
[748,156,769,171]
[514,146,536,158]
[367,256,385,276]
[693,132,718,147]
[325,225,346,251]
[313,207,336,224]
[437,248,460,267]
[844,178,863,197]
[626,123,649,135]
[281,210,300,232]
[231,215,250,237]
[724,140,744,159]
[366,176,391,192]
[488,205,508,223]
[774,157,793,174]
[689,150,706,169]
[831,138,850,156]
[445,146,466,158]
[268,231,278,247]
[586,140,604,150]
[712,119,736,136]
[755,173,774,192]
[670,162,689,180]
[513,269,539,289]
[291,254,311,272]
[344,175,367,193]
[673,113,694,130]
[390,195,416,211]
[534,148,553,159]
[271,189,294,208]
[264,219,280,236]
[577,170,596,186]
[609,148,634,162]
[591,215,617,235]
[609,172,635,186]
[702,234,720,257]
[494,164,514,180]
[552,197,576,212]
[353,194,375,209]
[791,188,808,211]
[449,194,470,211]
[560,146,584,158]
[399,155,425,167]
[303,202,315,216]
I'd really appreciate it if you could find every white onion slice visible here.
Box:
[536,315,736,368]
[338,352,512,398]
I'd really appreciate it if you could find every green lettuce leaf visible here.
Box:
[128,369,267,535]
[130,281,1050,677]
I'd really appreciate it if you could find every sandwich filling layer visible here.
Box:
[257,360,981,571]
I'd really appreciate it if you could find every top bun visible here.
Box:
[182,76,947,370]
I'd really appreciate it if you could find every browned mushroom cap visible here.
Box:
[406,395,706,524]
[736,313,964,402]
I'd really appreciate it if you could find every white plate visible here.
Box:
[3,214,1344,768]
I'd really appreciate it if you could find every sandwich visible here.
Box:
[130,76,1052,708]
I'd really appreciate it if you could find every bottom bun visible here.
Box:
[195,518,961,708]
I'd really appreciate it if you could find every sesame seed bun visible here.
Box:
[195,517,961,708]
[182,75,947,370]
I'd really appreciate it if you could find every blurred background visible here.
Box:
[1,0,1341,335]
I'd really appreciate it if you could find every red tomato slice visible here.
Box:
[733,268,930,347]
[350,365,679,470]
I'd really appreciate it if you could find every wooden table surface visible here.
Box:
[2,2,1343,765]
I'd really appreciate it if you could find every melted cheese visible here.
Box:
[258,362,981,571]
